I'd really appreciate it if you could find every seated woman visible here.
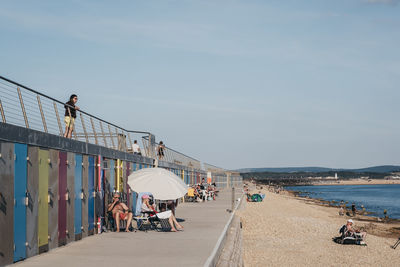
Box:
[142,196,183,232]
[107,193,133,232]
[192,186,201,201]
[167,200,178,215]
[141,194,156,216]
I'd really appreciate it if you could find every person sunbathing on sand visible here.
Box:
[343,219,366,239]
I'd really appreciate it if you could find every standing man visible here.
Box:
[64,94,79,138]
[132,140,141,155]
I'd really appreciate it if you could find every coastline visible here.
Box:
[286,192,400,238]
[311,178,400,186]
[239,186,400,266]
[285,182,400,223]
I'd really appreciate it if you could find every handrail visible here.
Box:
[143,134,201,163]
[0,75,150,134]
[204,162,226,172]
[0,75,203,170]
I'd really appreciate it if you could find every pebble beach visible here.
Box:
[238,188,400,266]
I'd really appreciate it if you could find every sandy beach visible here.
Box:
[238,188,400,267]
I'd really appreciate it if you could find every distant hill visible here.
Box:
[238,167,331,173]
[350,165,400,173]
[237,165,400,174]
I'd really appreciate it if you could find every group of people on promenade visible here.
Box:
[187,178,218,202]
[63,95,211,234]
[107,192,184,232]
[105,178,218,233]
[106,178,220,233]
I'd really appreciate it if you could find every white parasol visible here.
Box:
[127,167,188,200]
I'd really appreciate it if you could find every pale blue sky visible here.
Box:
[1,0,399,169]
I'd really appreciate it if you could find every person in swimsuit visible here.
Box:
[157,141,165,160]
[107,193,133,232]
[342,219,367,239]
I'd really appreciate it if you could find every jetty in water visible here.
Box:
[0,75,243,267]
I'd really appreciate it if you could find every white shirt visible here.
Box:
[132,143,140,153]
[141,202,153,212]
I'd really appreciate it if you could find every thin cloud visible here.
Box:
[104,93,259,116]
[0,7,253,57]
[365,0,399,5]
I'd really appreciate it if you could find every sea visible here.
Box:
[285,184,400,219]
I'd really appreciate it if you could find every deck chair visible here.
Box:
[133,192,158,231]
[106,209,128,232]
[144,209,171,232]
[185,188,196,202]
[106,191,133,232]
[133,192,176,232]
[156,217,172,232]
[106,211,115,231]
[333,225,366,246]
[146,203,173,232]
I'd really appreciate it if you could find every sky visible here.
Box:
[0,0,399,170]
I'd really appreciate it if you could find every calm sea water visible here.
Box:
[285,184,400,219]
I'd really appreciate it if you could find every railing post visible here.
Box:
[72,126,78,140]
[147,133,155,159]
[226,172,231,189]
[141,137,149,157]
[36,95,48,133]
[164,148,169,162]
[99,121,108,148]
[0,99,6,123]
[53,101,63,136]
[117,131,127,152]
[80,113,89,143]
[107,124,115,149]
[90,117,98,145]
[231,186,235,212]
[115,127,120,150]
[127,132,133,151]
[17,87,29,128]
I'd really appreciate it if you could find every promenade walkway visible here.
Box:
[13,189,241,267]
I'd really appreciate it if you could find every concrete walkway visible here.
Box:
[13,189,241,267]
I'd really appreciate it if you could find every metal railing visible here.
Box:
[142,136,202,170]
[230,173,243,188]
[0,75,203,169]
[204,162,226,172]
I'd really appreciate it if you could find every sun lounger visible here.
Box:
[333,225,366,246]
